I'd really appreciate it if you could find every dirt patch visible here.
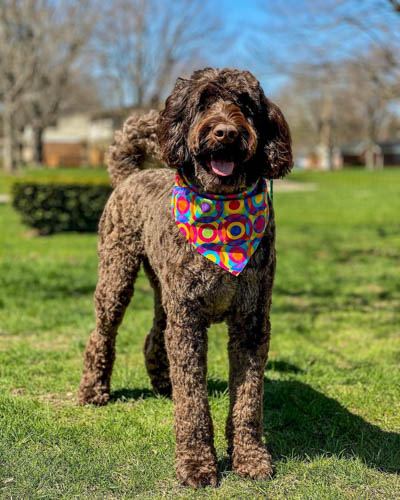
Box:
[274,180,317,192]
[10,388,26,396]
[0,332,69,352]
[39,391,76,406]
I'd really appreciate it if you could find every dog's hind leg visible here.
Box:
[79,201,143,405]
[142,260,171,396]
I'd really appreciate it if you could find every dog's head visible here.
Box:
[157,68,293,193]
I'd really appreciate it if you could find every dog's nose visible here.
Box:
[213,123,238,144]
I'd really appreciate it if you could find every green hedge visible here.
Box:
[12,177,112,235]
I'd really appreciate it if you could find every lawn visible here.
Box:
[1,168,399,499]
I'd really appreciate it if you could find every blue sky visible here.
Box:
[200,0,400,96]
[202,0,281,92]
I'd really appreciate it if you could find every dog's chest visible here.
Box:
[156,235,240,319]
[201,270,238,318]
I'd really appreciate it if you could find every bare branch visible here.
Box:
[92,0,228,107]
[388,0,400,12]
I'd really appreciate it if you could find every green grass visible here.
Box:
[1,168,400,499]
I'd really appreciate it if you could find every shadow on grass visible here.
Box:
[110,388,156,401]
[216,378,400,477]
[207,361,303,397]
[207,378,228,396]
[263,379,400,474]
[110,378,231,401]
[267,360,305,374]
[109,367,400,475]
[1,262,155,305]
[271,291,396,316]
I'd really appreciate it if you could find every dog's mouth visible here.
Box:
[209,159,235,177]
[207,150,237,177]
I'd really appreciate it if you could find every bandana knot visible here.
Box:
[171,172,270,276]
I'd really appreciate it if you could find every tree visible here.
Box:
[276,49,398,168]
[26,71,102,164]
[342,50,398,168]
[26,2,98,164]
[388,0,400,13]
[0,0,98,171]
[274,64,341,169]
[93,0,226,108]
[0,1,40,172]
[253,0,400,169]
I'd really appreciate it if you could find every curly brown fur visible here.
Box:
[79,68,292,488]
[106,109,162,188]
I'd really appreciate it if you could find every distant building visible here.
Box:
[22,108,143,167]
[379,142,400,166]
[294,147,343,170]
[341,141,400,167]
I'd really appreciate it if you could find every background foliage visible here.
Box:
[12,177,111,234]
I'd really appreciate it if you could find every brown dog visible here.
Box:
[79,68,293,488]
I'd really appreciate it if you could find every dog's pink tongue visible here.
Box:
[210,160,235,177]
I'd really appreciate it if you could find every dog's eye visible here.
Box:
[237,93,256,114]
[198,85,218,109]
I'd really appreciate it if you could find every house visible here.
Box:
[341,141,400,167]
[294,147,343,170]
[379,142,400,165]
[22,107,144,167]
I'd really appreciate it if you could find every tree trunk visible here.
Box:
[33,126,44,164]
[2,105,17,173]
[316,143,331,171]
[16,126,25,166]
[365,142,375,170]
[318,94,333,170]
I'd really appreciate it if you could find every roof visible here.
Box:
[378,142,400,155]
[341,140,400,155]
[341,141,366,155]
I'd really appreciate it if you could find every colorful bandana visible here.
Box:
[171,172,270,276]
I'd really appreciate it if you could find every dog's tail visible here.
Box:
[106,109,163,188]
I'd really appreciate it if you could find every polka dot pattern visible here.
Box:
[171,173,270,276]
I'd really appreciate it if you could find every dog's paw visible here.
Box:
[78,385,110,406]
[176,455,217,488]
[151,381,172,398]
[232,445,274,480]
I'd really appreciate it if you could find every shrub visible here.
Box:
[12,177,112,235]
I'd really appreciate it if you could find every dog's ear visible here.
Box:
[256,90,293,179]
[157,78,193,169]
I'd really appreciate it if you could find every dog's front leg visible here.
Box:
[226,313,274,480]
[165,315,217,488]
